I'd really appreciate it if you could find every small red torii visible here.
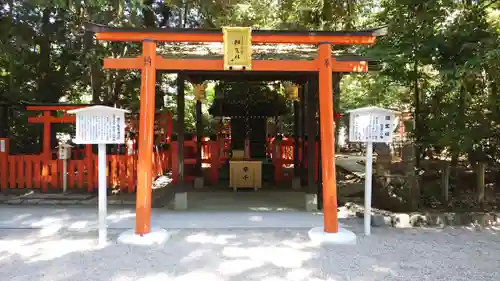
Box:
[26,105,86,156]
[26,105,92,192]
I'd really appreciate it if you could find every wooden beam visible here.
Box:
[103,57,368,72]
[28,115,76,124]
[26,105,87,111]
[332,60,368,72]
[95,32,376,45]
[86,23,387,41]
[157,59,319,72]
[157,58,223,71]
[186,72,312,83]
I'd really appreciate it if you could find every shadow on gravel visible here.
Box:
[1,225,500,281]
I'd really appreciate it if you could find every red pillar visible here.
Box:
[273,138,283,184]
[42,111,51,156]
[42,111,51,192]
[167,112,173,143]
[209,140,219,184]
[171,141,179,184]
[318,43,338,233]
[85,144,94,192]
[0,138,8,192]
[135,39,157,235]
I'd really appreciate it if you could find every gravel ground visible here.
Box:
[0,224,499,281]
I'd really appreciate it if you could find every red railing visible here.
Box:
[0,135,319,192]
[170,136,319,185]
[0,151,169,193]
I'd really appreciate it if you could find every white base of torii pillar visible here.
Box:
[308,226,357,245]
[117,227,169,246]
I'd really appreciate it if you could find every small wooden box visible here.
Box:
[229,160,262,191]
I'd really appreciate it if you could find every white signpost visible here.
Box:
[68,106,129,246]
[347,106,397,235]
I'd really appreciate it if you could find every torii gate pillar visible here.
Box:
[135,39,157,235]
[317,43,338,233]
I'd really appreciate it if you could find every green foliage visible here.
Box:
[362,0,500,162]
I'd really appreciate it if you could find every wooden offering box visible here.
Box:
[229,160,262,191]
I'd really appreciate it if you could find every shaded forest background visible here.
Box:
[1,0,500,210]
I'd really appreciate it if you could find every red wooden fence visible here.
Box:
[0,136,318,193]
[0,109,174,193]
[0,150,170,193]
[170,137,319,185]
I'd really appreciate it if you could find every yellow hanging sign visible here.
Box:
[223,27,252,70]
[284,81,300,101]
[193,82,207,101]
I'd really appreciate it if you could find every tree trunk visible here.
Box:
[5,0,14,99]
[80,4,103,104]
[143,0,156,28]
[183,0,189,28]
[413,60,421,168]
[322,0,333,29]
[38,8,58,152]
[404,144,420,210]
[344,0,355,29]
[440,161,450,204]
[88,34,102,104]
[39,8,52,102]
[159,4,172,27]
[476,163,486,206]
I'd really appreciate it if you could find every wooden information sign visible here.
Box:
[70,106,128,145]
[223,27,252,70]
[347,106,397,236]
[68,105,129,246]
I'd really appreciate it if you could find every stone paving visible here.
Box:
[0,205,327,229]
[2,191,499,228]
[0,191,136,206]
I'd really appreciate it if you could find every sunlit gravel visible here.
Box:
[1,225,499,281]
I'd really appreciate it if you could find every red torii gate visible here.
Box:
[26,105,85,156]
[85,22,385,237]
[26,105,93,192]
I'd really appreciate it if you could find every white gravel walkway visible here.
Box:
[1,224,499,281]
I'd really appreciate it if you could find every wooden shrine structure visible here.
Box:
[83,22,386,236]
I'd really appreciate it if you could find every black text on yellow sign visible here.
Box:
[223,27,252,70]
